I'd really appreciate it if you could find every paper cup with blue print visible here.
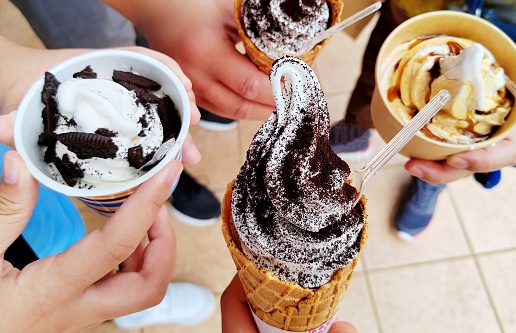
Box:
[14,50,190,216]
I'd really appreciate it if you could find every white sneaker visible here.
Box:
[113,282,216,329]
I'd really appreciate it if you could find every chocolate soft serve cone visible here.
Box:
[221,56,367,332]
[235,0,344,74]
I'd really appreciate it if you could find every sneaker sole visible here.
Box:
[336,145,374,162]
[168,205,219,227]
[198,119,238,131]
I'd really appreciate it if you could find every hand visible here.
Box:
[0,36,201,165]
[405,130,516,184]
[221,274,359,333]
[0,149,182,332]
[103,0,276,120]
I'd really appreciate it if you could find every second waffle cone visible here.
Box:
[221,179,368,332]
[234,0,344,74]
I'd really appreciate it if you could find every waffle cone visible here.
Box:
[234,0,344,74]
[221,179,368,332]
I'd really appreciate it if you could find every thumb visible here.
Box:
[329,321,359,333]
[0,150,38,256]
[0,111,17,148]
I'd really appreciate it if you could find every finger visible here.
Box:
[0,112,16,148]
[329,321,359,333]
[51,160,182,295]
[181,133,201,166]
[0,151,38,256]
[446,132,516,172]
[221,274,258,333]
[405,158,471,184]
[79,206,175,320]
[119,241,145,273]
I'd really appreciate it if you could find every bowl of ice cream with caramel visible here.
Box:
[14,50,190,215]
[371,11,516,160]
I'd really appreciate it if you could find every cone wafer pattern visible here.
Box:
[234,0,344,74]
[222,179,368,332]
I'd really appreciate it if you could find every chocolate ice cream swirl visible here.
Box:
[241,0,330,59]
[231,57,365,288]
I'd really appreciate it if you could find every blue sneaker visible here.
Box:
[474,170,502,189]
[394,177,446,241]
[329,121,373,161]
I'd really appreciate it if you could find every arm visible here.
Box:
[101,0,276,120]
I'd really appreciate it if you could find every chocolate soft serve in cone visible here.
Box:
[235,0,344,74]
[222,57,367,332]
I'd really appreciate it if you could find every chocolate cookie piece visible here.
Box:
[157,96,181,141]
[52,154,84,187]
[116,80,161,104]
[112,70,161,90]
[57,132,118,159]
[41,72,61,134]
[95,128,117,137]
[73,65,98,79]
[128,145,152,169]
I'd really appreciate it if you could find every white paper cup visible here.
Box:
[252,312,335,333]
[14,50,190,216]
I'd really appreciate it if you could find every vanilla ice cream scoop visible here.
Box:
[383,36,513,144]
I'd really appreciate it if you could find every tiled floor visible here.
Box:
[2,1,516,333]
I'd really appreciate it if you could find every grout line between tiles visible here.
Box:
[446,191,506,333]
[362,267,385,333]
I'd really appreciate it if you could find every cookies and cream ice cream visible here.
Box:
[382,35,514,144]
[38,66,181,188]
[241,0,331,59]
[230,56,366,288]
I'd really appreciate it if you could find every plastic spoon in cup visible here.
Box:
[139,137,176,169]
[504,74,516,97]
[293,1,382,57]
[345,89,451,213]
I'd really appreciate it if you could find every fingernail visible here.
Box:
[166,162,183,186]
[2,154,19,184]
[408,166,423,178]
[448,156,468,169]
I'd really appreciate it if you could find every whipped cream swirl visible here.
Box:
[242,0,330,59]
[231,57,365,288]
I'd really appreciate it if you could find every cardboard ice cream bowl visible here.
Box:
[14,50,190,216]
[371,11,516,160]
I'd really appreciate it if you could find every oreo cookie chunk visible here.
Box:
[57,132,119,159]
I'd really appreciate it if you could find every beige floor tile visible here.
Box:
[361,166,471,270]
[86,321,141,333]
[0,1,44,49]
[478,249,516,332]
[143,293,221,333]
[369,258,501,333]
[337,272,380,333]
[186,125,242,193]
[170,207,236,294]
[447,167,516,253]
